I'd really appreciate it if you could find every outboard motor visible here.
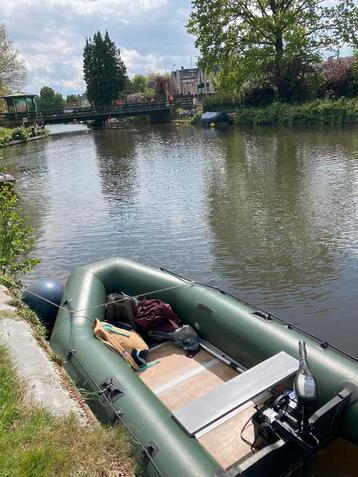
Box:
[243,341,352,477]
[294,340,319,435]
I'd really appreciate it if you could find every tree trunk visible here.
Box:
[275,30,284,100]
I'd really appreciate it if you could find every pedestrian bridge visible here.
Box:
[0,99,194,127]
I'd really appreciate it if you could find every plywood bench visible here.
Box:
[173,351,298,436]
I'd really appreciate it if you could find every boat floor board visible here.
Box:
[140,342,255,469]
[140,342,226,390]
[198,404,255,470]
[159,361,238,410]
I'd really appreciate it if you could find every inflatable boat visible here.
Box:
[50,258,358,477]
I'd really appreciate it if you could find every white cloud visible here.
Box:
[0,0,197,95]
[122,48,165,75]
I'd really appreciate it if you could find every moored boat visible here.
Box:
[50,258,358,477]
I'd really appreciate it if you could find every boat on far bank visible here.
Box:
[200,111,232,127]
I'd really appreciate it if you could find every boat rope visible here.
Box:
[0,274,188,315]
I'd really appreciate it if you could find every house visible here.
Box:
[171,67,215,96]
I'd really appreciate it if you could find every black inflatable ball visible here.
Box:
[22,278,64,327]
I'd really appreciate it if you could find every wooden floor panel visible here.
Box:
[198,405,256,469]
[140,343,217,389]
[159,362,237,411]
[140,342,256,470]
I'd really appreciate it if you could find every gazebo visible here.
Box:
[1,92,37,114]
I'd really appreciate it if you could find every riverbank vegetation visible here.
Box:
[0,345,135,477]
[0,125,48,147]
[234,97,358,126]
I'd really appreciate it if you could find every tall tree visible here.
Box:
[0,24,26,96]
[83,31,128,106]
[36,86,65,111]
[188,1,358,101]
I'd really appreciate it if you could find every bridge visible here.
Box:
[0,99,194,128]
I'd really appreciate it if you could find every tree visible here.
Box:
[188,1,358,101]
[66,94,79,103]
[147,73,176,100]
[319,57,354,98]
[0,24,26,96]
[130,75,148,94]
[83,31,128,106]
[36,86,65,111]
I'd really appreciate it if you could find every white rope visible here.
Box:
[0,274,190,316]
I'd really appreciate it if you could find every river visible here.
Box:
[1,122,358,474]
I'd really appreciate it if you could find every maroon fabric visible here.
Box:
[135,299,182,332]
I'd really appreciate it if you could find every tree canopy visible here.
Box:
[66,94,79,103]
[36,86,65,111]
[83,31,128,106]
[188,0,358,101]
[0,24,26,96]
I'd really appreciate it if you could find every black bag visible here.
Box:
[106,292,138,325]
[148,324,199,352]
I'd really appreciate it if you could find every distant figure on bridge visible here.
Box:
[168,94,174,104]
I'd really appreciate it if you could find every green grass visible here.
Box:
[0,344,136,477]
[234,97,358,126]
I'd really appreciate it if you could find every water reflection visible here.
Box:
[93,129,137,203]
[206,127,358,344]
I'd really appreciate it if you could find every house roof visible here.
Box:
[173,68,198,80]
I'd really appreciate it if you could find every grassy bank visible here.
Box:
[234,98,358,126]
[0,343,136,477]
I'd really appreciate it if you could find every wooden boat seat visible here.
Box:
[173,351,298,436]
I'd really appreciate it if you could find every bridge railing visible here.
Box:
[0,98,196,122]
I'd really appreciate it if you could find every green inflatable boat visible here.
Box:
[50,258,358,477]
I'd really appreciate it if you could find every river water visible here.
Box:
[1,122,358,473]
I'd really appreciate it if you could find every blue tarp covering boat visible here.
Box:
[200,111,230,126]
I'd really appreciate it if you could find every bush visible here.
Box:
[0,127,11,146]
[242,86,276,107]
[202,93,242,111]
[11,126,30,141]
[190,111,202,124]
[234,97,358,126]
[0,186,40,276]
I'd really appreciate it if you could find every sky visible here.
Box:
[0,0,197,96]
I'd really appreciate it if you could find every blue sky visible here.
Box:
[1,0,197,96]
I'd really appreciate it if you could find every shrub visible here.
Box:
[242,86,276,107]
[0,186,40,276]
[234,97,358,126]
[11,126,30,141]
[202,93,242,111]
[190,111,202,124]
[0,127,11,146]
[319,57,354,98]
